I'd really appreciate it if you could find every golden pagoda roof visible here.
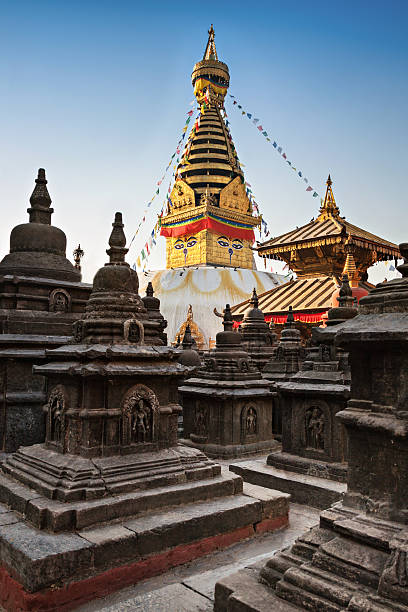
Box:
[259,176,398,258]
[231,276,374,317]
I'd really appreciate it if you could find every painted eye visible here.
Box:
[232,241,243,250]
[174,241,184,250]
[186,237,197,248]
[217,238,229,248]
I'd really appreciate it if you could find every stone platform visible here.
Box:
[0,475,289,611]
[229,458,346,509]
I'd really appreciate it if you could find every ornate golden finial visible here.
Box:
[203,24,218,60]
[318,174,340,219]
[73,244,84,271]
[343,244,359,287]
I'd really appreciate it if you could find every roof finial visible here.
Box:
[106,212,128,265]
[146,281,154,297]
[28,168,53,224]
[337,274,354,308]
[203,24,218,60]
[285,305,295,328]
[182,324,193,350]
[222,303,233,332]
[73,244,84,271]
[250,288,259,309]
[318,174,340,219]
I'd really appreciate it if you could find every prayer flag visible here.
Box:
[253,118,259,124]
[298,171,302,177]
[313,192,318,197]
[390,264,396,271]
[137,257,141,267]
[241,111,245,115]
[245,182,252,187]
[266,137,271,142]
[145,242,150,255]
[303,177,308,183]
[233,100,237,105]
[187,110,193,116]
[156,189,159,195]
[247,113,252,119]
[186,117,191,124]
[257,125,263,131]
[277,146,282,153]
[182,126,187,133]
[262,131,268,136]
[273,142,277,148]
[306,186,313,192]
[282,153,287,159]
[238,105,242,109]
[230,95,235,98]
[141,249,146,261]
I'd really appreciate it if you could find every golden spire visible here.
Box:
[318,174,340,220]
[203,24,218,60]
[342,237,359,287]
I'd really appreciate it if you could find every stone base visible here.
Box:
[214,562,298,611]
[229,459,346,509]
[180,437,280,459]
[267,451,347,483]
[0,482,289,611]
[2,443,217,503]
[215,501,408,611]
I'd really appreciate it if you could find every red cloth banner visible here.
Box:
[233,311,327,328]
[160,215,255,241]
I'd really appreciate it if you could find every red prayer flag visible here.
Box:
[306,186,313,192]
[257,125,263,131]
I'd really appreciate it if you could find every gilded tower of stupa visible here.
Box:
[160,26,260,269]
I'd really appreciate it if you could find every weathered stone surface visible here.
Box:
[0,521,93,592]
[180,304,277,458]
[98,583,213,612]
[0,170,91,452]
[230,460,345,508]
[242,482,290,520]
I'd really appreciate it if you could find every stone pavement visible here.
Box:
[75,503,320,611]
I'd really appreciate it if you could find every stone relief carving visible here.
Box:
[241,405,258,440]
[121,384,158,446]
[305,406,325,450]
[123,318,144,344]
[194,404,208,437]
[47,385,66,447]
[49,288,71,313]
[72,320,83,343]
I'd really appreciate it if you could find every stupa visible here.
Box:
[231,175,399,337]
[140,26,283,348]
[215,242,408,611]
[0,213,288,611]
[179,304,278,458]
[231,275,357,509]
[0,169,91,452]
[238,288,277,371]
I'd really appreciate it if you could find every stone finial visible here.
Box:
[223,304,234,332]
[285,306,295,328]
[182,324,193,349]
[250,288,259,309]
[397,243,408,278]
[175,334,181,347]
[28,168,53,224]
[106,212,128,265]
[338,274,354,308]
[146,281,154,297]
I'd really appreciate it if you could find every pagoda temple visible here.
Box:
[141,26,283,347]
[231,175,399,331]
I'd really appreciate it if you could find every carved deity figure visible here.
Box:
[306,407,325,450]
[131,399,151,443]
[49,391,64,444]
[49,289,70,313]
[246,407,257,435]
[195,406,207,437]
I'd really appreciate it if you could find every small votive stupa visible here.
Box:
[179,304,278,458]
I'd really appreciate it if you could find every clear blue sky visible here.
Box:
[0,0,407,284]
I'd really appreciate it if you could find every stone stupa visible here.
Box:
[0,213,288,612]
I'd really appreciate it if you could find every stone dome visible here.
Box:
[0,169,80,282]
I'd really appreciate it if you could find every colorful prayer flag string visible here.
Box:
[228,94,320,198]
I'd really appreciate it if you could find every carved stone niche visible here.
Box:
[49,288,71,313]
[46,384,67,452]
[191,402,208,443]
[293,400,331,460]
[241,405,258,443]
[123,319,144,344]
[121,384,159,452]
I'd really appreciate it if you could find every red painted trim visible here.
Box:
[160,217,255,241]
[0,516,286,612]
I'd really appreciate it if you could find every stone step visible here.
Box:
[229,460,346,508]
[0,470,242,531]
[0,489,290,610]
[214,564,299,611]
